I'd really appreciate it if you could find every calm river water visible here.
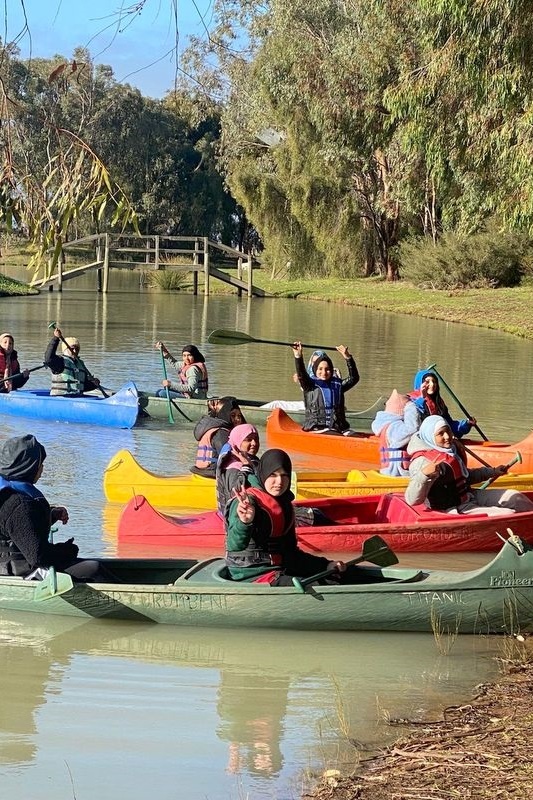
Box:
[0,270,532,799]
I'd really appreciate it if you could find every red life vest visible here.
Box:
[194,428,218,469]
[410,449,469,507]
[178,361,209,396]
[225,487,293,583]
[378,423,410,473]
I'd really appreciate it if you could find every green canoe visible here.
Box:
[1,534,532,633]
[137,391,383,430]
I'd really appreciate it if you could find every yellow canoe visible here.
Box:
[103,449,533,508]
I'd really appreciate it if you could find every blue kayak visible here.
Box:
[0,381,140,428]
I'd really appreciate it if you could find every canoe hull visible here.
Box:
[266,408,533,472]
[1,537,533,633]
[103,449,533,507]
[117,491,533,553]
[0,382,139,428]
[138,392,382,431]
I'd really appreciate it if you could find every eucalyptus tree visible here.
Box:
[0,42,136,277]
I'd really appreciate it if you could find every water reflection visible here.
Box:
[0,611,501,799]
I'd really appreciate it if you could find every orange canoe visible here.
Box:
[266,408,533,472]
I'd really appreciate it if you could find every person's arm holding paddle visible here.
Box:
[292,341,315,391]
[44,327,101,397]
[336,344,360,394]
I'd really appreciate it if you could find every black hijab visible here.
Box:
[182,344,205,363]
[216,396,245,425]
[258,449,294,513]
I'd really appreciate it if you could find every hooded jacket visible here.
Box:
[410,369,472,438]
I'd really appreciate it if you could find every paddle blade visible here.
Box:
[359,534,399,567]
[208,329,255,346]
[33,568,74,602]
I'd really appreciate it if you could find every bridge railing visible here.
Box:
[35,233,265,296]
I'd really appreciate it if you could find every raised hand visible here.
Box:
[233,485,256,523]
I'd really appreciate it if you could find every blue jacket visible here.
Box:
[411,369,472,439]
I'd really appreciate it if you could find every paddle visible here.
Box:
[159,346,175,424]
[462,443,493,468]
[478,452,522,490]
[208,329,338,351]
[33,567,74,601]
[48,321,109,398]
[0,363,47,385]
[425,363,488,441]
[292,535,398,593]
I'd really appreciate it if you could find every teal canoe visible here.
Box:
[1,534,532,633]
[137,391,383,431]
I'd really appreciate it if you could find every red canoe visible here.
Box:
[266,408,533,471]
[117,491,533,553]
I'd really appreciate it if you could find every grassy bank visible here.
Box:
[0,273,38,297]
[252,273,533,339]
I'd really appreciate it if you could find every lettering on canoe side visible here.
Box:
[490,570,533,588]
[402,591,467,605]
[107,591,228,612]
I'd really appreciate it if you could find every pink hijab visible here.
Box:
[224,424,259,470]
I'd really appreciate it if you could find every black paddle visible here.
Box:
[48,321,109,398]
[425,363,488,441]
[0,363,47,385]
[208,328,338,351]
[292,535,399,593]
[159,345,175,424]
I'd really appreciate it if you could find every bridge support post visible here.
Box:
[203,237,210,296]
[102,233,110,293]
[247,253,253,298]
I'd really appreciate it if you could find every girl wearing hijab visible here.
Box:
[0,434,114,581]
[215,423,260,515]
[190,397,246,478]
[225,448,345,583]
[410,369,475,438]
[405,415,533,514]
[155,341,208,399]
[0,333,30,393]
[292,341,359,434]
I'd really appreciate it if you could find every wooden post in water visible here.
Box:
[247,252,253,297]
[102,233,110,293]
[203,237,210,296]
[193,238,199,295]
[237,252,243,298]
[154,235,160,270]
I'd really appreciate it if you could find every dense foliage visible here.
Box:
[190,0,533,282]
[4,1,533,285]
[0,40,247,277]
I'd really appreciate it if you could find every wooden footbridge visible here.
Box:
[33,233,268,296]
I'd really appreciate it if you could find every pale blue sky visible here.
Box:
[3,0,215,98]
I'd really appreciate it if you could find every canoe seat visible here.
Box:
[178,558,227,583]
[375,493,420,523]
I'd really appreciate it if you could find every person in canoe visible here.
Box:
[224,448,347,584]
[405,415,533,515]
[410,368,475,438]
[216,423,260,515]
[155,341,208,399]
[291,341,359,434]
[0,332,30,393]
[44,327,101,396]
[0,434,115,581]
[371,389,421,477]
[190,396,246,478]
